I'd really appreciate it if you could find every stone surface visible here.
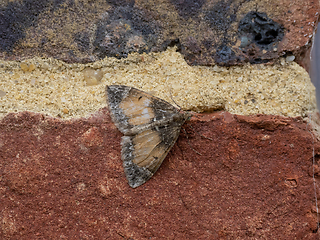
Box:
[0,110,319,239]
[0,0,318,66]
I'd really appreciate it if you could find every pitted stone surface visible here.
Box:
[0,0,318,66]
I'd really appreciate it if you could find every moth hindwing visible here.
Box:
[106,85,191,188]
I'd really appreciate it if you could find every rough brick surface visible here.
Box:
[0,110,319,239]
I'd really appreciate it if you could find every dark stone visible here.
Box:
[215,44,237,65]
[171,0,205,19]
[159,38,182,52]
[205,0,236,33]
[238,11,284,49]
[0,0,318,66]
[0,0,61,52]
[94,4,161,59]
[75,32,91,52]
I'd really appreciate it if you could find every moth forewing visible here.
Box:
[106,85,191,188]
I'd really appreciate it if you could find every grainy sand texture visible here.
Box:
[0,47,316,119]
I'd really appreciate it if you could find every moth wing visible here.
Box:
[106,85,179,134]
[121,124,182,188]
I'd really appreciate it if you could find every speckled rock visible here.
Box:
[0,110,319,239]
[0,0,318,66]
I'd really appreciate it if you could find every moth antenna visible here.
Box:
[169,86,182,110]
[116,232,126,239]
[182,128,202,155]
[254,2,260,12]
[187,123,213,141]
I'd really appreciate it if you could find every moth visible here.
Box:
[106,85,192,188]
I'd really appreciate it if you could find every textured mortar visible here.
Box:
[0,48,316,120]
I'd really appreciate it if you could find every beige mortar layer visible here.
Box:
[0,47,316,119]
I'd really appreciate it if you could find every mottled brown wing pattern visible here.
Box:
[106,85,179,135]
[121,125,181,188]
[106,85,191,188]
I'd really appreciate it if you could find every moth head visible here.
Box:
[184,111,193,121]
